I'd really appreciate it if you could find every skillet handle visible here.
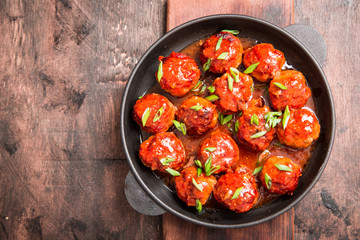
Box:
[124,171,166,216]
[284,24,326,67]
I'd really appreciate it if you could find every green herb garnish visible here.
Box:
[198,85,206,95]
[230,67,240,83]
[157,61,163,82]
[194,160,202,168]
[197,168,202,177]
[250,131,267,139]
[190,105,202,111]
[160,157,175,166]
[208,86,215,93]
[205,95,219,102]
[138,96,143,99]
[191,81,202,91]
[216,36,223,51]
[227,74,234,92]
[253,166,263,175]
[205,147,216,152]
[275,164,292,172]
[231,186,244,199]
[234,121,239,132]
[221,114,233,125]
[251,114,259,126]
[273,82,288,90]
[173,120,186,135]
[257,149,270,164]
[282,105,290,130]
[166,168,180,176]
[192,178,203,192]
[244,62,260,74]
[264,173,272,189]
[221,29,239,35]
[203,59,211,72]
[217,52,228,60]
[153,106,164,122]
[141,108,150,127]
[196,199,202,212]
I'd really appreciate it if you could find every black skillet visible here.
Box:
[120,15,335,228]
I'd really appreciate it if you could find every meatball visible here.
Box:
[260,156,302,195]
[236,99,276,151]
[175,166,217,206]
[133,93,176,134]
[199,31,243,74]
[198,132,239,174]
[155,52,201,97]
[269,70,311,111]
[139,132,186,173]
[213,166,259,213]
[176,96,218,136]
[212,72,253,114]
[243,43,285,82]
[277,108,320,148]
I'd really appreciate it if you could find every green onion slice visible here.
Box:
[251,114,259,126]
[203,59,211,72]
[208,86,215,93]
[216,36,223,51]
[153,106,164,122]
[273,82,288,90]
[230,67,240,83]
[198,85,206,95]
[207,165,220,176]
[205,147,216,152]
[217,52,228,60]
[194,160,202,168]
[257,150,270,164]
[196,199,202,212]
[141,108,150,127]
[192,178,203,192]
[275,164,292,172]
[234,121,239,132]
[197,168,202,177]
[250,131,267,139]
[221,114,233,125]
[160,157,175,166]
[221,29,239,35]
[190,105,202,111]
[166,168,180,176]
[204,155,212,174]
[264,173,272,189]
[138,96,143,99]
[227,74,234,92]
[282,105,290,130]
[205,95,219,102]
[253,166,263,175]
[157,61,163,82]
[191,81,202,91]
[231,186,244,199]
[244,62,260,74]
[180,123,186,135]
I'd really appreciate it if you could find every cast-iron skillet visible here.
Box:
[120,15,335,228]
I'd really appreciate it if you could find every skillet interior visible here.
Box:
[120,15,335,228]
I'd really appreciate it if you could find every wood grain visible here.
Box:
[0,0,166,239]
[292,1,360,239]
[164,0,294,239]
[167,0,294,31]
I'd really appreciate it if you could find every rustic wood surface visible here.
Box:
[0,0,359,240]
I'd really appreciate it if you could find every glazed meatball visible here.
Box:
[236,99,276,151]
[269,70,311,111]
[243,43,285,82]
[260,156,302,195]
[139,132,186,173]
[199,31,243,74]
[277,108,320,148]
[176,96,218,136]
[213,166,259,213]
[175,166,217,206]
[133,93,176,134]
[155,52,201,97]
[212,72,253,114]
[198,132,239,174]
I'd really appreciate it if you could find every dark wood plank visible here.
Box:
[293,1,360,239]
[0,0,166,239]
[164,0,294,239]
[167,0,294,31]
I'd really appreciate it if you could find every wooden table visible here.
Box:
[0,0,359,239]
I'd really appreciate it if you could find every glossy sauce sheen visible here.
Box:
[142,36,317,211]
